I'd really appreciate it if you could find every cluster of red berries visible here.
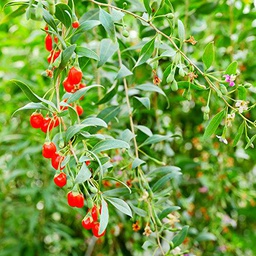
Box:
[82,205,106,238]
[63,66,85,93]
[44,26,61,64]
[42,142,66,187]
[30,113,60,133]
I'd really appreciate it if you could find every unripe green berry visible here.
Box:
[220,84,228,95]
[122,29,129,38]
[167,13,174,19]
[171,80,178,91]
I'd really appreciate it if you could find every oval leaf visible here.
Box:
[55,3,72,28]
[99,199,109,234]
[203,109,225,140]
[92,139,130,153]
[172,226,189,248]
[106,197,132,217]
[74,163,91,184]
[99,8,115,38]
[202,42,214,70]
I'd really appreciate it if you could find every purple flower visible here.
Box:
[223,74,236,87]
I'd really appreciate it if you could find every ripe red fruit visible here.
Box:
[54,36,58,44]
[68,67,82,85]
[54,172,67,187]
[47,50,61,63]
[76,105,83,116]
[41,117,54,133]
[51,153,65,170]
[86,160,90,166]
[92,222,105,238]
[82,217,94,230]
[42,142,56,158]
[91,205,98,222]
[72,21,80,28]
[63,78,75,93]
[67,191,84,208]
[53,115,60,127]
[30,113,44,128]
[45,34,53,52]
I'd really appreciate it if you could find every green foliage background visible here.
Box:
[0,0,256,255]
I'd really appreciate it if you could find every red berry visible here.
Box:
[54,36,58,44]
[30,113,44,128]
[42,142,56,158]
[67,191,84,208]
[44,25,48,31]
[79,83,86,90]
[51,153,65,170]
[60,99,69,111]
[72,21,80,28]
[54,172,67,187]
[41,117,54,133]
[91,205,98,222]
[86,160,90,166]
[67,191,76,207]
[47,50,61,63]
[45,34,53,52]
[76,193,85,208]
[82,217,94,230]
[76,105,83,116]
[92,222,105,238]
[68,67,82,85]
[53,115,60,127]
[63,78,75,93]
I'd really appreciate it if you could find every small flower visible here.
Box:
[216,135,228,144]
[226,113,235,127]
[223,74,236,87]
[185,35,197,45]
[171,247,181,255]
[143,224,152,237]
[198,186,208,193]
[138,190,149,201]
[187,72,198,82]
[167,213,180,226]
[235,100,249,113]
[132,221,140,232]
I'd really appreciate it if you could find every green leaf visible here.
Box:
[245,134,256,149]
[129,203,147,217]
[202,42,214,70]
[195,232,216,242]
[134,96,150,109]
[99,8,115,38]
[103,177,131,194]
[76,46,99,61]
[74,163,91,184]
[59,44,76,70]
[158,206,181,220]
[115,64,133,80]
[132,158,146,169]
[120,129,135,143]
[106,197,132,217]
[136,125,153,136]
[225,61,237,75]
[96,84,118,105]
[111,9,125,22]
[42,9,58,32]
[98,39,119,67]
[55,3,72,28]
[65,118,107,141]
[172,226,189,248]
[177,19,185,44]
[143,0,152,14]
[68,106,79,125]
[11,80,56,109]
[238,86,247,100]
[135,83,166,97]
[148,166,181,177]
[152,172,181,192]
[140,134,171,147]
[92,139,130,153]
[203,109,225,140]
[135,37,155,67]
[233,121,245,147]
[12,102,48,117]
[67,85,102,104]
[99,199,109,234]
[177,81,206,91]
